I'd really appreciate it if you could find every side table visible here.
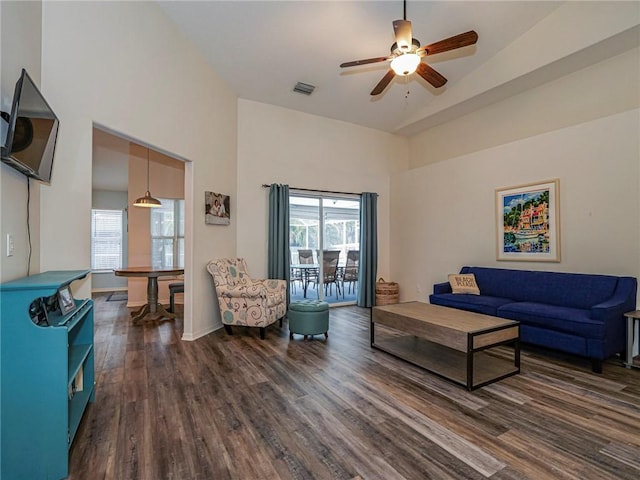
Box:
[623,310,640,369]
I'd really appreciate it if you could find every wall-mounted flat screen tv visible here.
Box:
[1,69,59,184]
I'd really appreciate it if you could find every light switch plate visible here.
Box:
[6,233,14,257]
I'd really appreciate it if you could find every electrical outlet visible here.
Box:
[6,234,14,257]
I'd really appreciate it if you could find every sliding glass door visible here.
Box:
[289,193,360,305]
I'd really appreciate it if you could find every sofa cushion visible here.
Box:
[448,274,480,295]
[497,302,605,338]
[429,293,513,317]
[461,266,618,309]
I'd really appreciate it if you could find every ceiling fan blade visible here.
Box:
[416,62,447,88]
[370,69,396,96]
[418,30,478,56]
[340,56,391,68]
[393,19,413,52]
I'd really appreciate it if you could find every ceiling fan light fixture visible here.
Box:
[391,53,420,76]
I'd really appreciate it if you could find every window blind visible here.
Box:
[91,209,123,270]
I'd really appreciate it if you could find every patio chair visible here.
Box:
[342,250,359,298]
[310,250,341,300]
[206,258,286,339]
[297,249,314,264]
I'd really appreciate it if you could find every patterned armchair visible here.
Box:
[206,258,287,339]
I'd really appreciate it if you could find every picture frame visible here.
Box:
[495,179,560,262]
[57,284,76,315]
[205,191,230,225]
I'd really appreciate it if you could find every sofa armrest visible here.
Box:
[433,281,452,295]
[591,277,637,322]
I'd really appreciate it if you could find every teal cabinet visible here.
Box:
[1,270,95,480]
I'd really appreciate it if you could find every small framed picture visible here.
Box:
[57,285,76,315]
[205,191,230,225]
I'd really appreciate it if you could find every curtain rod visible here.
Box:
[261,184,377,197]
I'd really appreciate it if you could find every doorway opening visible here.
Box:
[91,125,189,334]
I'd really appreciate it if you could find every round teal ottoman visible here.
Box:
[288,300,330,340]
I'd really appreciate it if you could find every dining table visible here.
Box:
[114,266,184,321]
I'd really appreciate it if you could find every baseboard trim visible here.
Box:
[92,287,128,293]
[182,324,222,341]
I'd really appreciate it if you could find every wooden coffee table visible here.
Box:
[371,302,520,390]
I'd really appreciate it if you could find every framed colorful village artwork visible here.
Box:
[495,179,560,262]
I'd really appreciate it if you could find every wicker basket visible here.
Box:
[375,278,399,306]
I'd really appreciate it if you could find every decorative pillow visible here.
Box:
[448,273,480,295]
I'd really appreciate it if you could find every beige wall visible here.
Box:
[392,108,640,302]
[409,48,640,167]
[127,143,185,307]
[38,1,238,339]
[0,0,42,281]
[393,37,640,304]
[236,100,408,282]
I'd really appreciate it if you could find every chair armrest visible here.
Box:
[217,283,268,299]
[259,278,287,294]
[433,282,452,295]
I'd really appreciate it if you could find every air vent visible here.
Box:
[293,82,316,95]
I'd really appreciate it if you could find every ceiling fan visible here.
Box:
[340,0,478,96]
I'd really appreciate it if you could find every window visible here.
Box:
[151,199,185,268]
[91,209,123,271]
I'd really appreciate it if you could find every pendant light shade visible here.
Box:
[133,147,162,208]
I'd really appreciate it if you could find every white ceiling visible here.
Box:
[94,1,638,190]
[157,1,562,133]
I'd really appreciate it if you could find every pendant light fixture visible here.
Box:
[133,147,162,208]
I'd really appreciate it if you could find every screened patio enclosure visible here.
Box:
[289,195,360,305]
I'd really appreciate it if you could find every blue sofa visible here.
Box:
[429,266,637,372]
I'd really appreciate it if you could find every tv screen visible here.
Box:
[1,69,59,184]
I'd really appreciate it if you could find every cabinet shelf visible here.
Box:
[68,343,93,385]
[69,389,93,444]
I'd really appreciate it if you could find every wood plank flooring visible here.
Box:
[69,294,640,479]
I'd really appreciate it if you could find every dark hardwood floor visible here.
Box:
[70,294,640,479]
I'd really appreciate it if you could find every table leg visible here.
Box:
[156,303,177,320]
[626,317,635,368]
[147,277,159,314]
[303,271,308,298]
[131,303,151,322]
[131,276,178,322]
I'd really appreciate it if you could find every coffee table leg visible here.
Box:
[626,316,635,368]
[370,309,375,347]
